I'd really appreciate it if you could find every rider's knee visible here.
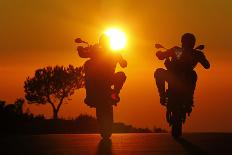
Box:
[115,72,127,83]
[154,68,166,79]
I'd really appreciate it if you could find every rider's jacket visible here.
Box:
[157,47,209,74]
[78,45,127,93]
[78,45,126,80]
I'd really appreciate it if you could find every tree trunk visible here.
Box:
[53,109,58,120]
[48,97,59,120]
[49,97,64,120]
[53,97,64,120]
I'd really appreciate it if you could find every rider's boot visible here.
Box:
[110,72,126,105]
[160,94,167,105]
[186,94,194,115]
[110,90,120,105]
[154,68,168,105]
[160,90,168,106]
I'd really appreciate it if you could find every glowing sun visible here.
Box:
[104,28,126,51]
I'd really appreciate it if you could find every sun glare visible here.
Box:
[104,28,126,51]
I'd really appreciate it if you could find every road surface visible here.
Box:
[0,133,231,155]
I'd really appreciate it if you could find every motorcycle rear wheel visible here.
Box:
[96,105,113,139]
[171,112,182,138]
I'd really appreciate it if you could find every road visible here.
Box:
[0,133,231,155]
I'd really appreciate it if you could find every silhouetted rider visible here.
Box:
[154,33,210,111]
[77,34,127,107]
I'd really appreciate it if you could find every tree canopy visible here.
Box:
[24,65,84,119]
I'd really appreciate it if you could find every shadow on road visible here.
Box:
[176,137,208,155]
[96,139,112,155]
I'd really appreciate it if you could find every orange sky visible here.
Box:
[0,0,232,132]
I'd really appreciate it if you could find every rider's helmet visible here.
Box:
[99,34,110,50]
[181,33,196,49]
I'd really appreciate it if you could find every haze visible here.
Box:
[0,0,231,132]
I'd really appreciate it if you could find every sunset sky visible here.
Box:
[0,0,232,132]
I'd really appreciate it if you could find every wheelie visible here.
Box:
[75,34,127,139]
[154,33,210,138]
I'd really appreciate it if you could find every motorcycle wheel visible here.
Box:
[96,104,113,139]
[171,111,182,138]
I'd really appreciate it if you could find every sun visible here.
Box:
[104,28,126,51]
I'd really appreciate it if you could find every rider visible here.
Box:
[154,33,210,111]
[77,34,127,107]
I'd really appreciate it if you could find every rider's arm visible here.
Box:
[156,48,175,60]
[77,45,98,58]
[197,51,210,69]
[77,46,91,58]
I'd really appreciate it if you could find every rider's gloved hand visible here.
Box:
[77,46,84,51]
[121,60,127,68]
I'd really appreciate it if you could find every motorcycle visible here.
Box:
[75,38,115,139]
[155,43,204,138]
